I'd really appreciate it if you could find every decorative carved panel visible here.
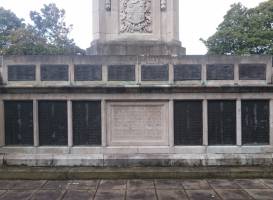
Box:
[120,0,152,33]
[107,102,169,146]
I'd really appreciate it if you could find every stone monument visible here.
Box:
[88,0,186,55]
[0,0,272,167]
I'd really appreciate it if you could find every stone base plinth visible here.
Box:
[87,40,186,56]
[1,153,273,167]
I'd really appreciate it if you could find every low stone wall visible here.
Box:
[0,55,273,167]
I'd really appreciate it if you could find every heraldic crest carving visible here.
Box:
[120,0,152,33]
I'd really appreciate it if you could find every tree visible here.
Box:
[201,0,273,55]
[30,3,82,54]
[0,7,24,54]
[0,4,84,55]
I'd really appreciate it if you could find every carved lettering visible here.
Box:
[107,102,168,146]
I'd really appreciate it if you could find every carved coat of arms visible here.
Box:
[120,0,152,33]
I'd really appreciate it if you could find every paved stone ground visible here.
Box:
[0,179,273,199]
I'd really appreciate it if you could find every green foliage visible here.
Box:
[201,0,273,55]
[0,4,84,55]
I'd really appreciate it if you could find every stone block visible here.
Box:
[106,101,169,146]
[52,154,103,167]
[0,154,3,166]
[74,65,102,81]
[174,64,201,81]
[41,65,69,81]
[141,65,169,81]
[239,64,266,80]
[8,65,36,81]
[108,65,135,81]
[207,64,234,80]
[4,154,53,166]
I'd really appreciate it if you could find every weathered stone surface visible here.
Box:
[107,102,169,146]
[8,65,35,81]
[235,179,268,189]
[42,180,69,190]
[0,181,13,190]
[207,64,234,80]
[108,65,135,81]
[74,65,102,81]
[239,64,266,80]
[141,65,169,81]
[245,189,273,199]
[155,180,183,190]
[94,190,125,200]
[11,180,46,190]
[207,180,241,189]
[41,65,68,81]
[0,191,34,200]
[127,189,156,200]
[0,190,6,196]
[63,190,94,200]
[186,190,220,200]
[261,179,273,189]
[68,180,98,190]
[182,180,211,190]
[120,0,152,33]
[31,190,64,200]
[174,64,201,81]
[157,190,188,200]
[216,189,252,200]
[99,180,126,190]
[128,180,155,190]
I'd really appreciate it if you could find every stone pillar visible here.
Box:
[33,100,39,147]
[0,100,4,146]
[102,65,108,83]
[69,63,75,84]
[203,99,208,146]
[202,64,207,84]
[270,100,273,146]
[236,99,242,146]
[234,63,239,84]
[169,64,174,84]
[68,100,73,147]
[36,64,41,83]
[169,100,174,146]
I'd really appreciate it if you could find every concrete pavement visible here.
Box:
[0,179,273,199]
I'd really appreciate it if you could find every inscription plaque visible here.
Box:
[207,64,234,80]
[107,102,169,146]
[38,101,67,146]
[174,64,201,81]
[41,65,69,81]
[239,64,266,80]
[174,101,203,145]
[4,101,33,145]
[141,65,169,81]
[108,65,135,81]
[8,65,36,81]
[242,100,269,145]
[208,100,236,145]
[74,65,102,81]
[73,101,101,145]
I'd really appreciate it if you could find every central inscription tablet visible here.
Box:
[107,102,169,146]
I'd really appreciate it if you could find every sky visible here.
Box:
[0,0,266,55]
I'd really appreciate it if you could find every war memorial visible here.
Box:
[0,0,272,167]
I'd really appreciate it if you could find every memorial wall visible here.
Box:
[0,0,273,166]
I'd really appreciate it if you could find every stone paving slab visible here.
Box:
[0,179,273,199]
[245,189,273,200]
[157,190,188,200]
[62,190,95,200]
[215,189,252,200]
